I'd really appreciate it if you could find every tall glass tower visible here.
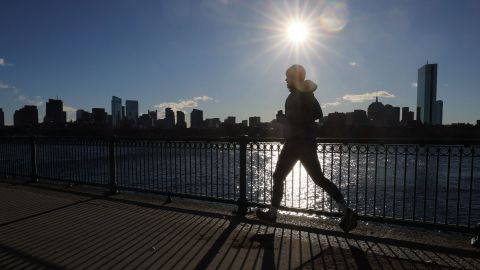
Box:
[111,96,122,127]
[416,63,438,125]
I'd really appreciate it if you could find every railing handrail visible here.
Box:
[2,135,480,145]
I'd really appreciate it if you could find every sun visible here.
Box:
[287,21,308,43]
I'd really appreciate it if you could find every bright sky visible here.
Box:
[1,0,479,125]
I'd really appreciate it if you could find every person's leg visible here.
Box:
[271,142,300,210]
[299,143,347,210]
[256,141,299,221]
[299,142,357,232]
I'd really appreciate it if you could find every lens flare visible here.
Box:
[319,2,349,32]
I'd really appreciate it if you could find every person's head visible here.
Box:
[285,64,306,91]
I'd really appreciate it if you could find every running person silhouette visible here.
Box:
[256,64,357,233]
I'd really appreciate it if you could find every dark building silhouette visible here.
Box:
[14,105,38,127]
[346,110,368,127]
[125,100,139,126]
[44,99,66,125]
[205,118,221,128]
[326,112,346,127]
[417,63,443,125]
[0,108,4,127]
[138,114,153,128]
[164,108,175,129]
[384,105,400,126]
[111,96,122,127]
[191,109,204,128]
[176,111,187,128]
[148,110,158,122]
[224,116,236,126]
[367,97,385,126]
[249,116,261,128]
[76,109,92,124]
[92,108,107,127]
[401,107,415,124]
[241,120,248,127]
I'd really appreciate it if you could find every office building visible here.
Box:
[0,108,4,127]
[346,110,368,127]
[205,118,221,128]
[384,105,400,126]
[417,63,443,125]
[138,114,153,128]
[367,97,385,126]
[76,109,92,124]
[125,100,139,125]
[224,116,236,125]
[249,116,261,128]
[111,96,122,127]
[241,120,248,127]
[176,111,187,128]
[148,110,158,121]
[44,99,66,125]
[164,108,175,129]
[92,108,107,127]
[14,105,38,127]
[190,109,204,128]
[434,100,443,125]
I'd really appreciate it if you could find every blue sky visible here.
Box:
[1,0,479,125]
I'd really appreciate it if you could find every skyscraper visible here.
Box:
[125,100,139,125]
[176,111,186,128]
[434,100,443,125]
[111,96,122,127]
[0,108,4,127]
[92,108,107,127]
[191,109,203,128]
[417,63,442,125]
[14,105,38,127]
[164,108,175,129]
[249,116,261,128]
[44,99,66,125]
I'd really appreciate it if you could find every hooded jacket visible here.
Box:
[284,80,323,140]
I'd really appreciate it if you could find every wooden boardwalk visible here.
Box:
[0,180,478,269]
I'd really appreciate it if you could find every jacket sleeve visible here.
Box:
[313,97,323,120]
[285,93,307,124]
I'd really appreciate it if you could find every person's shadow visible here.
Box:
[250,233,276,270]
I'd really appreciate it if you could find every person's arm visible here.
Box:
[285,93,308,124]
[312,96,323,120]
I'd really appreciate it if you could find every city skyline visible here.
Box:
[1,1,480,125]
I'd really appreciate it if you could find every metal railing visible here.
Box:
[0,136,479,232]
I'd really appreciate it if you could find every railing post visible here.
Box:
[109,135,118,194]
[236,135,248,216]
[30,136,38,183]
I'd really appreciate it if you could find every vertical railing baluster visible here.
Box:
[364,145,369,216]
[109,136,118,194]
[456,147,463,226]
[413,145,419,221]
[434,147,440,224]
[468,147,474,227]
[237,135,248,216]
[445,146,452,225]
[393,146,398,219]
[30,136,38,183]
[373,145,378,217]
[383,145,388,218]
[402,146,408,221]
[423,146,429,222]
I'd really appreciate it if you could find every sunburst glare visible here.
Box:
[242,0,349,70]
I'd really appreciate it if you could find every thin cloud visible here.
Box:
[64,105,77,121]
[16,95,44,107]
[153,96,214,117]
[0,58,4,66]
[411,82,418,88]
[342,91,395,103]
[349,61,359,67]
[321,101,341,107]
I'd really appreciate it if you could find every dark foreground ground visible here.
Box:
[0,179,479,270]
